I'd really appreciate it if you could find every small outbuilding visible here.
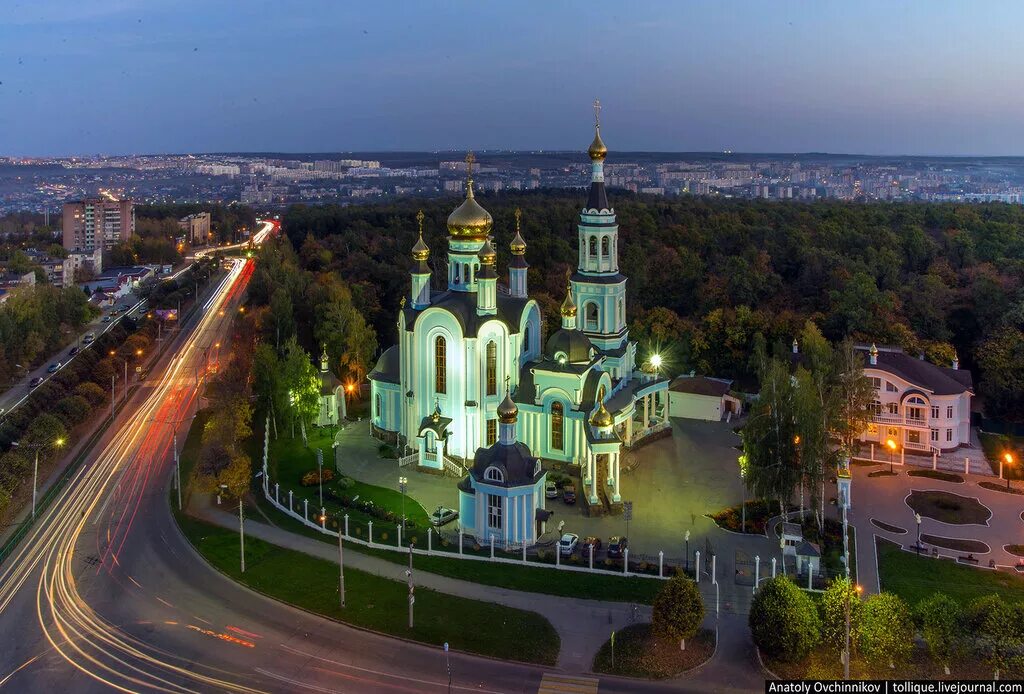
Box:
[795,540,821,575]
[668,375,741,421]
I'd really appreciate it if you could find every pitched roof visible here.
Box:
[861,347,973,395]
[669,375,732,397]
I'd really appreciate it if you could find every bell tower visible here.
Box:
[571,100,632,379]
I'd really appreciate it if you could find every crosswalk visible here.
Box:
[537,673,600,694]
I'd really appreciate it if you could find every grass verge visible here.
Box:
[978,481,1024,496]
[173,513,559,665]
[877,537,1024,607]
[906,490,991,525]
[592,624,714,678]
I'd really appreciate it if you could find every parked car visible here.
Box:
[581,536,602,554]
[102,316,112,323]
[29,376,43,388]
[68,347,79,357]
[559,533,579,556]
[608,536,629,558]
[47,362,62,374]
[83,333,95,344]
[562,484,576,504]
[430,506,459,527]
[545,481,558,499]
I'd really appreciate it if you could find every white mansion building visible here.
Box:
[369,113,669,516]
[858,343,973,454]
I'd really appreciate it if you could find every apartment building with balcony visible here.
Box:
[62,197,134,252]
[859,344,972,454]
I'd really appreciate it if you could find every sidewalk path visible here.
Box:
[193,501,656,673]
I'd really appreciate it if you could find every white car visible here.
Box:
[545,481,558,499]
[559,533,579,556]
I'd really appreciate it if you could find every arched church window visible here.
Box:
[486,341,497,395]
[618,298,624,326]
[551,402,564,451]
[585,302,599,331]
[375,393,381,418]
[485,466,504,483]
[454,263,461,283]
[601,236,609,256]
[589,236,597,256]
[435,336,447,393]
[523,324,531,356]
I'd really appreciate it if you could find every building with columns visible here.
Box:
[369,109,670,512]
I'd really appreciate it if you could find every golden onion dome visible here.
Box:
[411,233,430,261]
[447,153,492,239]
[497,391,518,424]
[478,238,497,265]
[590,400,613,428]
[588,126,607,162]
[560,280,577,318]
[870,342,879,356]
[412,209,430,261]
[510,208,526,255]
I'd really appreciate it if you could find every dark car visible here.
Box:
[29,376,43,388]
[68,347,79,357]
[562,484,576,504]
[608,536,629,558]
[47,362,62,374]
[581,536,602,554]
[430,506,459,527]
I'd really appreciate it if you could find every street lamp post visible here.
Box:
[886,438,897,474]
[317,449,324,510]
[915,513,922,555]
[12,436,65,519]
[779,535,786,577]
[1004,453,1014,491]
[221,483,245,573]
[399,476,408,530]
[338,516,346,608]
[685,530,690,573]
[407,541,415,629]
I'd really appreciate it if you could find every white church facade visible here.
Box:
[369,112,670,510]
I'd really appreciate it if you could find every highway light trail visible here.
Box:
[0,256,268,692]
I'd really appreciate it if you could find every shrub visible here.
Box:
[54,395,91,427]
[977,598,1023,677]
[915,593,962,671]
[336,475,355,490]
[652,576,704,650]
[819,578,863,655]
[300,468,334,486]
[74,381,108,406]
[859,593,914,669]
[749,576,821,662]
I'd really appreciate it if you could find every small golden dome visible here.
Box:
[870,343,879,355]
[588,127,607,162]
[411,234,430,261]
[412,209,430,261]
[447,152,492,239]
[497,391,518,424]
[431,399,442,423]
[590,400,613,428]
[478,238,497,265]
[510,208,526,255]
[560,279,577,318]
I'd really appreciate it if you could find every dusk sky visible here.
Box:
[2,1,1023,157]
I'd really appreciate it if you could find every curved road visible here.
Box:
[0,222,761,693]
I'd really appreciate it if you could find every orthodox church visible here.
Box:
[369,107,670,511]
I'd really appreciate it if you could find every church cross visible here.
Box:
[514,207,522,232]
[593,98,601,128]
[504,375,511,396]
[464,151,475,191]
[416,209,425,235]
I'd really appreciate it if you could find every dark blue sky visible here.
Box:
[2,1,1022,156]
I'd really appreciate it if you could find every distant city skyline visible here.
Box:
[2,1,1023,157]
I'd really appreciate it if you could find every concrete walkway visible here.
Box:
[193,500,662,673]
[848,462,1024,595]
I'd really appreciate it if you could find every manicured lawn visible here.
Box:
[906,490,991,525]
[877,538,1024,608]
[592,624,714,678]
[978,481,1024,496]
[907,469,963,483]
[173,512,560,665]
[870,518,907,534]
[267,430,430,528]
[979,432,1024,479]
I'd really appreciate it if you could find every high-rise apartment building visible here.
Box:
[62,197,135,252]
[178,212,211,244]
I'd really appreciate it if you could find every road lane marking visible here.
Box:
[537,673,600,694]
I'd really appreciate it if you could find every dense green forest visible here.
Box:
[282,193,1024,422]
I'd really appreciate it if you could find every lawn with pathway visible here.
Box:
[877,538,1024,607]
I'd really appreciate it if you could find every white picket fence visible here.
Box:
[259,415,693,582]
